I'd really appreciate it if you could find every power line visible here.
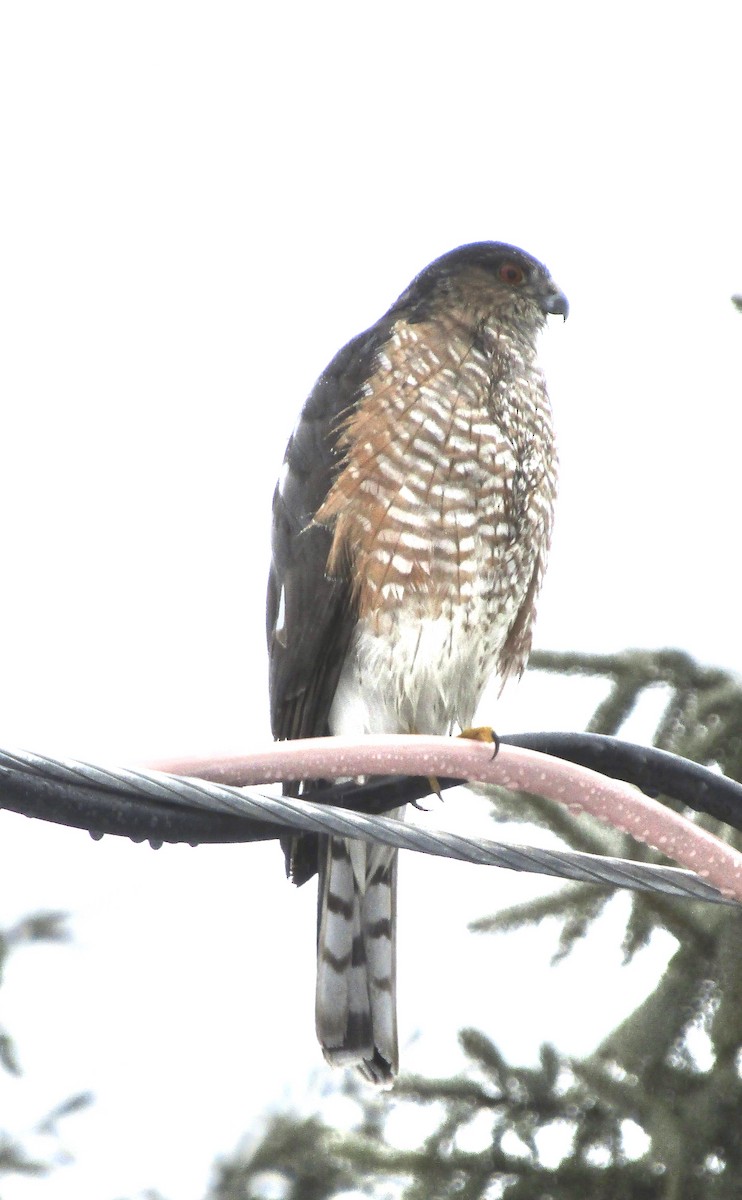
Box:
[0,740,739,908]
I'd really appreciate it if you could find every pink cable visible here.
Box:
[155,736,742,903]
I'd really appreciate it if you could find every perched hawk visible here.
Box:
[267,242,567,1083]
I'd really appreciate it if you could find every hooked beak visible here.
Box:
[541,288,569,320]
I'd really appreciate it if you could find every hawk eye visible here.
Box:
[499,262,525,285]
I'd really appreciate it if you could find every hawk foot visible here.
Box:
[418,728,500,805]
[412,776,442,811]
[458,726,500,760]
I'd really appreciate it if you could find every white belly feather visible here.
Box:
[329,596,519,737]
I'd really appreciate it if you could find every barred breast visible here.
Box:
[315,307,557,737]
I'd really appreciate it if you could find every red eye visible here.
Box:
[499,262,525,285]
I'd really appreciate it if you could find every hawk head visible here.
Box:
[391,241,569,330]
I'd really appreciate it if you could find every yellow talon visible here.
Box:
[459,725,497,744]
[422,728,499,804]
[458,725,500,760]
[426,775,443,802]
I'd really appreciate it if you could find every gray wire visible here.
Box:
[0,747,736,907]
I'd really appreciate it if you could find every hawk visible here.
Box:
[267,242,567,1083]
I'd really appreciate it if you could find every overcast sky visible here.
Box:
[0,5,740,1199]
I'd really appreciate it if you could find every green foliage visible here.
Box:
[0,910,71,1085]
[212,650,742,1200]
[0,910,92,1183]
[207,1114,360,1200]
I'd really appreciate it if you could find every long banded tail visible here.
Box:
[315,830,399,1085]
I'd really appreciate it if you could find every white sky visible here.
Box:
[0,4,740,1198]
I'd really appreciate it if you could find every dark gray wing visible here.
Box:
[267,379,353,747]
[268,325,386,740]
[267,317,400,885]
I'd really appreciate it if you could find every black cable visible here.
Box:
[0,766,274,847]
[500,733,742,824]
